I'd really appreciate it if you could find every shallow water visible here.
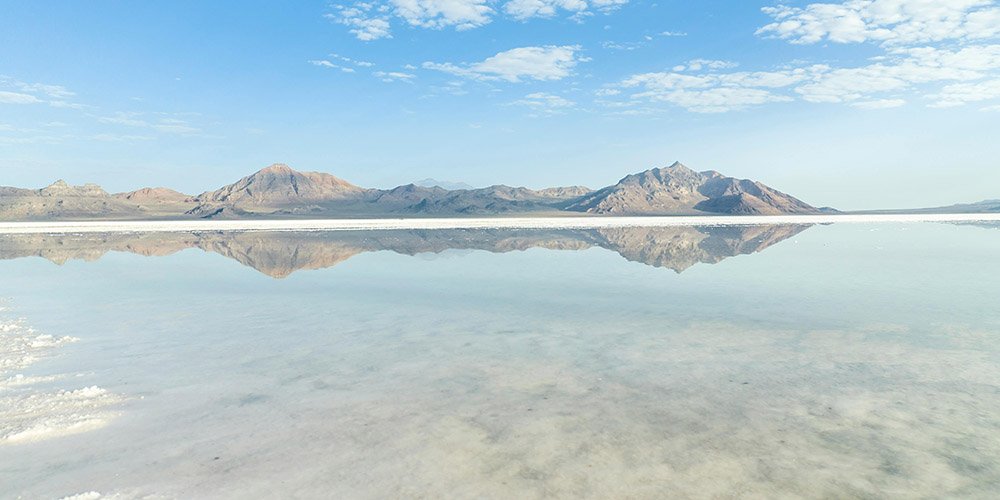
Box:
[1,223,999,498]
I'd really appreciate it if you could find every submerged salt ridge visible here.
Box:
[0,310,123,445]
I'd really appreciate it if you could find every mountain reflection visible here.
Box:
[0,225,810,278]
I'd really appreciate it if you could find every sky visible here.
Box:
[1,0,999,210]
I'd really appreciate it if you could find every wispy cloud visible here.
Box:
[672,59,739,72]
[374,71,417,82]
[96,111,202,135]
[507,0,631,21]
[0,76,81,108]
[0,91,41,104]
[326,5,393,41]
[509,92,576,115]
[851,98,907,109]
[424,45,585,82]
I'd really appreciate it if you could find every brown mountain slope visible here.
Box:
[196,163,368,207]
[0,180,150,220]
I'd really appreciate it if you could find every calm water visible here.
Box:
[1,223,999,498]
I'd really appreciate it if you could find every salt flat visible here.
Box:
[0,214,999,234]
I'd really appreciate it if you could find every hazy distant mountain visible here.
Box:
[566,162,820,215]
[856,199,1000,215]
[919,200,1000,213]
[0,161,829,220]
[0,225,810,277]
[414,178,475,190]
[386,184,594,215]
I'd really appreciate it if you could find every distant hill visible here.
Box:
[115,187,192,204]
[0,161,829,220]
[857,199,1000,215]
[921,199,1000,213]
[414,178,475,190]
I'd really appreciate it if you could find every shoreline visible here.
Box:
[0,213,998,234]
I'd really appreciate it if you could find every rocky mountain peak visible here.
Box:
[566,160,820,215]
[258,163,294,175]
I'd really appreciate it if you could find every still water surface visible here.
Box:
[1,223,999,498]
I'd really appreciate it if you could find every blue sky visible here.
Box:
[1,0,999,209]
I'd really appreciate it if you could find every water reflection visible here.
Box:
[0,224,810,277]
[2,222,1000,498]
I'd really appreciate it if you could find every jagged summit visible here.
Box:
[39,180,109,198]
[257,163,294,174]
[566,161,820,215]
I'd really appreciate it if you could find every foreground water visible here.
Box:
[1,222,999,498]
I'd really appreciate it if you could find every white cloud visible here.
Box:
[796,45,1000,103]
[501,0,627,20]
[795,65,910,102]
[503,0,587,20]
[90,133,153,142]
[660,30,687,37]
[606,42,1000,112]
[47,100,87,110]
[510,92,576,114]
[0,91,41,104]
[12,82,75,99]
[328,0,624,38]
[590,0,628,10]
[153,123,200,134]
[673,59,740,72]
[423,45,583,82]
[757,0,1000,46]
[851,98,907,108]
[309,60,339,68]
[617,71,798,112]
[327,7,392,40]
[99,112,148,127]
[96,112,201,135]
[927,79,1000,107]
[374,71,417,82]
[391,0,493,29]
[311,55,376,73]
[602,40,644,51]
[0,76,76,101]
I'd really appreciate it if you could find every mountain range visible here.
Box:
[0,161,833,220]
